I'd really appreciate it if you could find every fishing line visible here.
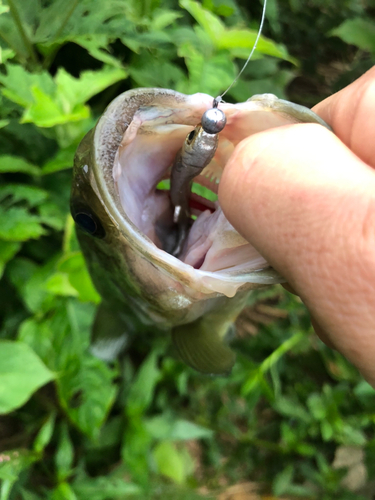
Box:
[201,0,268,133]
[170,1,268,256]
[218,0,268,102]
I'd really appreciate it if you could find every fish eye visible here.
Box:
[187,130,196,143]
[71,204,105,238]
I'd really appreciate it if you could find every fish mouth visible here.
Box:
[94,89,284,296]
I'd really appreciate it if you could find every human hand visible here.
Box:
[219,67,375,387]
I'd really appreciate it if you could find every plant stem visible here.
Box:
[242,332,305,396]
[0,479,14,500]
[259,331,305,376]
[0,31,25,64]
[7,0,38,66]
[42,0,80,70]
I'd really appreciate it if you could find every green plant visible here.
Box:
[0,0,374,499]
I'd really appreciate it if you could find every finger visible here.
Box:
[219,123,375,386]
[282,285,335,348]
[313,65,375,168]
[282,283,297,295]
[310,316,336,350]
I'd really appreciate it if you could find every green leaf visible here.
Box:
[0,184,48,207]
[8,257,57,313]
[21,86,89,127]
[72,36,124,68]
[50,482,78,500]
[129,57,185,89]
[341,423,367,446]
[57,252,101,303]
[54,66,127,109]
[35,0,132,49]
[126,349,161,417]
[44,272,79,297]
[34,0,80,43]
[33,413,56,453]
[177,43,235,95]
[72,477,141,500]
[122,417,153,484]
[9,0,42,30]
[274,396,311,424]
[330,18,375,52]
[1,64,126,129]
[38,200,67,231]
[0,155,40,175]
[307,393,326,420]
[42,144,75,173]
[145,415,213,441]
[179,0,295,63]
[0,206,45,241]
[0,49,16,64]
[0,11,31,64]
[0,1,9,16]
[150,9,182,31]
[58,355,117,439]
[217,29,295,63]
[19,488,41,500]
[0,240,21,278]
[354,379,375,398]
[273,464,294,496]
[229,70,294,102]
[0,450,39,498]
[321,420,333,441]
[0,65,55,107]
[0,340,55,414]
[179,0,225,44]
[55,423,74,482]
[153,441,190,485]
[18,299,114,438]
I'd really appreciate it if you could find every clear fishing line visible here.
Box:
[218,0,268,101]
[201,0,268,133]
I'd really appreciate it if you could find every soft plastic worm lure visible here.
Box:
[169,103,227,256]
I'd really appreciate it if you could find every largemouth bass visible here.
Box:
[71,89,330,375]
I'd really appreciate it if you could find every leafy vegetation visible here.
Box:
[0,0,375,499]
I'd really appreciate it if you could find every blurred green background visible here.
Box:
[0,0,375,499]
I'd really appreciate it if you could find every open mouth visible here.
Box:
[112,105,269,275]
[98,88,327,286]
[157,179,217,220]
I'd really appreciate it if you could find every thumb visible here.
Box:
[219,123,375,386]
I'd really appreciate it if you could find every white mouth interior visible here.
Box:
[112,96,280,275]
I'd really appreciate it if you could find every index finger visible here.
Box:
[313,66,375,168]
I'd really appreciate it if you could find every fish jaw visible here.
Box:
[102,90,292,288]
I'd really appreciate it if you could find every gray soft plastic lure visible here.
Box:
[169,104,227,257]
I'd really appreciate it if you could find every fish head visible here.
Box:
[180,124,219,171]
[71,88,329,373]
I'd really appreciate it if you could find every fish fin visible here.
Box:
[171,320,236,375]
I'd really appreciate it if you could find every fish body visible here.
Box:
[71,89,330,374]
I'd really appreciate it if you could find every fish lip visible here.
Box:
[92,88,284,297]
